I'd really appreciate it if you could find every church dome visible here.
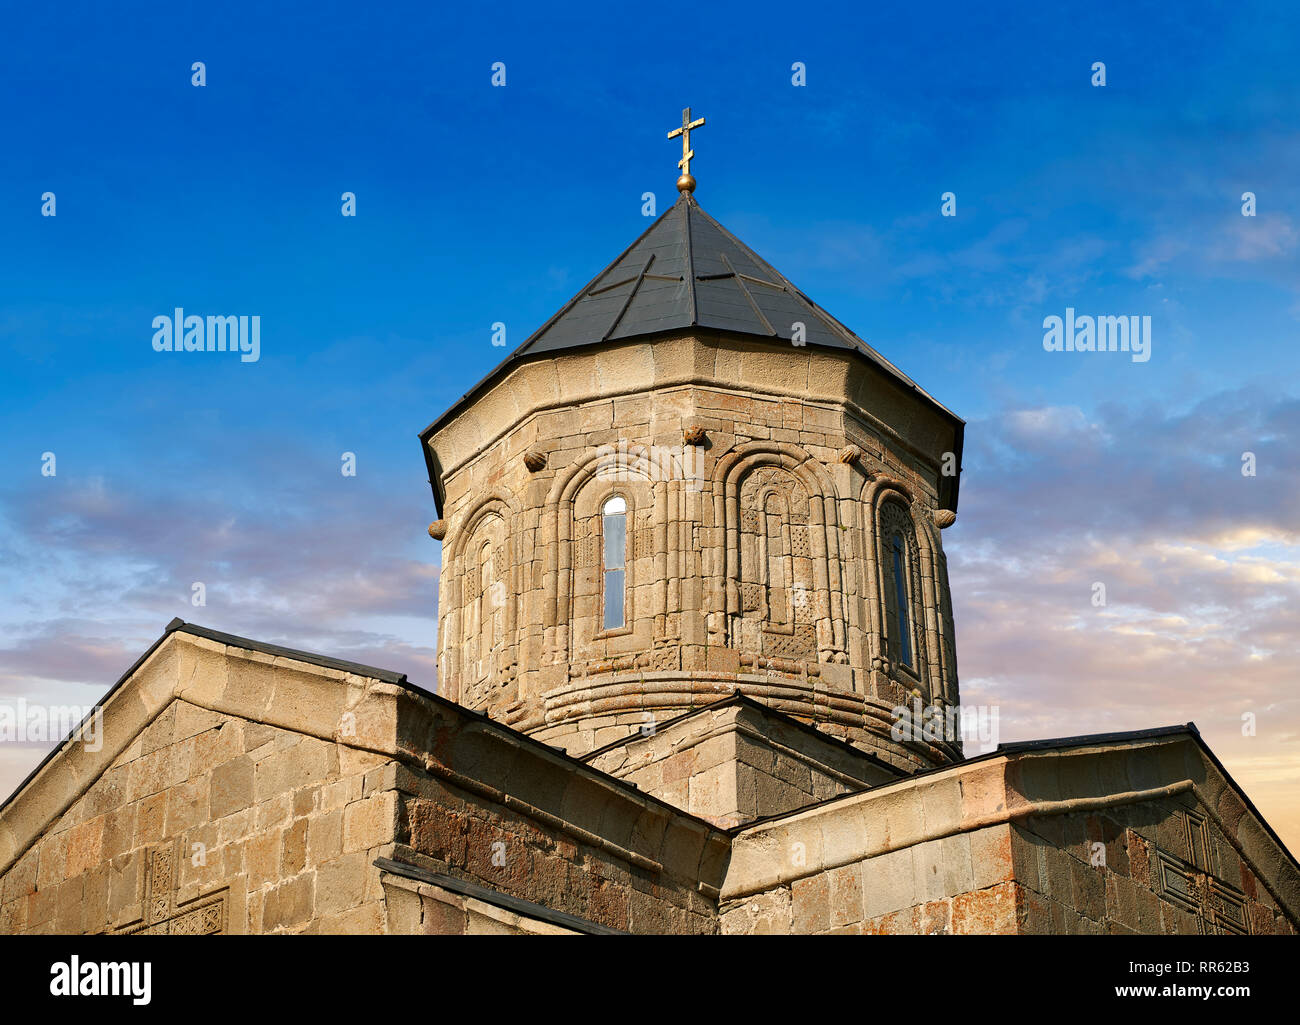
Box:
[421,189,965,774]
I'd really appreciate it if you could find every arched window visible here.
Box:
[479,540,499,667]
[889,533,913,668]
[602,496,627,630]
[880,501,918,673]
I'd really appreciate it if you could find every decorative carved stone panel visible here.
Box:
[459,512,509,708]
[737,466,819,664]
[115,841,227,935]
[650,646,679,671]
[1156,809,1252,935]
[765,623,817,661]
[574,516,599,568]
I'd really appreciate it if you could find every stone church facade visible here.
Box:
[2,177,1297,935]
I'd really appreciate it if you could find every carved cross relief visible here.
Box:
[114,840,227,935]
[1156,809,1250,935]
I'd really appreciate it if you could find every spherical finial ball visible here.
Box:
[676,173,697,194]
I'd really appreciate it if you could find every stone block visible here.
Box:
[969,824,1015,889]
[791,872,830,933]
[320,900,385,935]
[343,792,399,853]
[316,852,369,917]
[263,872,314,931]
[861,848,916,921]
[283,817,309,876]
[164,777,209,836]
[952,880,1019,934]
[64,818,105,879]
[36,833,68,889]
[827,863,864,928]
[245,829,281,889]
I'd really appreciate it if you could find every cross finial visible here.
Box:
[667,106,706,194]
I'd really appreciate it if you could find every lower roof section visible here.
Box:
[2,618,1296,934]
[375,856,625,935]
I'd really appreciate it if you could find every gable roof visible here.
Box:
[0,617,409,823]
[0,619,730,879]
[736,721,1300,877]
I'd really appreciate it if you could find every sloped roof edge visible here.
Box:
[0,620,728,845]
[417,194,966,517]
[374,857,627,935]
[732,722,1299,877]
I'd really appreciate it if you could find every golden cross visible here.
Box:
[667,106,706,191]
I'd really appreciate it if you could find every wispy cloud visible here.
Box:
[0,452,440,797]
[1128,213,1299,280]
[951,390,1300,848]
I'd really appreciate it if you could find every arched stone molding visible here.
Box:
[440,489,522,707]
[541,445,682,669]
[859,478,953,706]
[712,442,848,665]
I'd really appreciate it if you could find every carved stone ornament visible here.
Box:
[523,449,547,472]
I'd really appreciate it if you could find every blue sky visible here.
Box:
[2,1,1299,842]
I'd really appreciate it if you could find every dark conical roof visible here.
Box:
[515,193,926,395]
[421,191,964,514]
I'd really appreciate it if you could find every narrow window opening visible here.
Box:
[891,533,913,668]
[602,496,627,630]
[479,540,493,668]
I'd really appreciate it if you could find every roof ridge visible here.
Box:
[517,199,683,357]
[685,200,929,394]
[682,193,698,323]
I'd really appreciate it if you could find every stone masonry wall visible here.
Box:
[397,770,718,933]
[428,332,963,772]
[0,699,394,934]
[1011,799,1297,935]
[720,821,1024,935]
[586,701,898,830]
[388,688,730,934]
[717,737,1300,935]
[382,873,579,934]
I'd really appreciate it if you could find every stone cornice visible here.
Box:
[423,334,959,503]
